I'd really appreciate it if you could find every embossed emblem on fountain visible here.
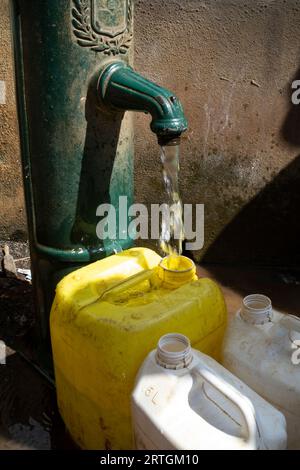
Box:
[71,0,133,55]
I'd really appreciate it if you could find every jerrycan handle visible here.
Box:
[280,314,300,343]
[100,269,154,301]
[193,364,259,449]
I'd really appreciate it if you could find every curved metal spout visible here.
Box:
[98,61,188,145]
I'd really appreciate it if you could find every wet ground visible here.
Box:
[0,244,299,449]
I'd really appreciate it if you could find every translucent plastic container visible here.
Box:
[132,333,287,450]
[50,248,227,449]
[222,294,300,449]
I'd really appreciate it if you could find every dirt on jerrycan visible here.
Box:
[50,248,227,449]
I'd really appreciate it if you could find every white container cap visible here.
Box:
[241,294,273,325]
[156,333,193,369]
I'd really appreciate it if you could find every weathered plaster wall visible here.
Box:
[0,0,26,241]
[1,0,300,265]
[134,0,300,266]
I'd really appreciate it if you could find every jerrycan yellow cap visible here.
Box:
[157,255,197,289]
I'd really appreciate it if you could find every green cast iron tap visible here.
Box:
[98,60,187,145]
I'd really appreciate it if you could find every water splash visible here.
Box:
[160,144,184,257]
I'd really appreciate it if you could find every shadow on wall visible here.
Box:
[201,69,300,269]
[201,155,300,268]
[71,78,123,253]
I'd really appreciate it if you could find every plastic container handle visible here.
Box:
[193,364,259,449]
[280,314,300,343]
[100,269,153,301]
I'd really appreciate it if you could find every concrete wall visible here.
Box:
[134,0,300,266]
[0,0,26,241]
[1,0,300,266]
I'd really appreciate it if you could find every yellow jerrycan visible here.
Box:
[50,248,227,450]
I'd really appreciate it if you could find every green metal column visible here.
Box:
[11,0,134,368]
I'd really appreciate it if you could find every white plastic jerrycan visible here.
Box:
[222,294,300,450]
[132,333,287,450]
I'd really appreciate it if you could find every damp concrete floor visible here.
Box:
[0,247,299,449]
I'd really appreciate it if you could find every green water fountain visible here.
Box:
[11,0,187,368]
